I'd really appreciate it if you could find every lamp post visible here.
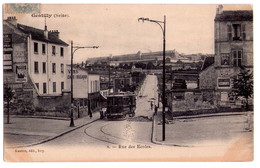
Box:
[70,40,99,127]
[138,16,166,141]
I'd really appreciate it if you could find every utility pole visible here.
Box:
[70,40,75,127]
[70,40,99,127]
[138,16,167,141]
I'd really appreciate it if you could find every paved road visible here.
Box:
[20,74,252,160]
[37,75,157,147]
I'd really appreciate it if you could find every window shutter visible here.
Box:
[227,24,232,41]
[242,24,246,40]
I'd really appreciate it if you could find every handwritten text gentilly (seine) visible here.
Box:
[31,13,69,18]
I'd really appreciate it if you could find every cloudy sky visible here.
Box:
[4,4,252,63]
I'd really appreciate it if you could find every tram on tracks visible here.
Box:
[105,92,136,120]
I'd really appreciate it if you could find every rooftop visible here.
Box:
[201,56,215,70]
[215,10,253,22]
[17,23,68,46]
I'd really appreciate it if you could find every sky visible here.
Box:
[3,4,252,63]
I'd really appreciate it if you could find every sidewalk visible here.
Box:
[152,108,253,147]
[4,112,100,148]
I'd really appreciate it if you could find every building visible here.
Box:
[86,50,178,66]
[199,56,216,103]
[3,16,70,115]
[66,66,101,113]
[214,5,253,106]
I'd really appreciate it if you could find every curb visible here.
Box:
[9,115,70,121]
[172,111,250,120]
[151,114,190,147]
[7,117,100,149]
[150,111,250,147]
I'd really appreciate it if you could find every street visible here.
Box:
[4,74,253,161]
[36,75,252,154]
[35,74,158,147]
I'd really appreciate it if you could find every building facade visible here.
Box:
[66,66,101,113]
[3,16,70,114]
[214,6,253,106]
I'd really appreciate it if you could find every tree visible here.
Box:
[231,68,253,110]
[4,84,14,124]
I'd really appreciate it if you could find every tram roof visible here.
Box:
[107,92,136,97]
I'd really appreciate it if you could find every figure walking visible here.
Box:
[150,101,153,110]
[89,110,93,119]
[154,105,158,115]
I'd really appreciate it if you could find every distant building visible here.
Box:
[214,5,253,106]
[87,50,177,66]
[113,76,133,93]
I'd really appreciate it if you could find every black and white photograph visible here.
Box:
[2,3,254,162]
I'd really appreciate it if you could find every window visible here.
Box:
[35,83,39,90]
[43,82,47,94]
[34,42,38,53]
[53,82,56,93]
[42,62,46,74]
[232,50,242,67]
[221,53,230,65]
[61,64,64,73]
[34,62,39,73]
[91,81,93,92]
[232,24,241,41]
[42,44,46,54]
[60,47,64,57]
[242,24,246,40]
[52,46,56,55]
[227,24,246,41]
[61,82,64,91]
[52,63,56,73]
[227,24,232,41]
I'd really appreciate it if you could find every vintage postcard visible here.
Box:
[2,4,253,162]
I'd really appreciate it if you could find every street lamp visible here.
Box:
[138,16,166,141]
[70,40,99,127]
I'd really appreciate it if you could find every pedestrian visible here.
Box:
[100,108,104,119]
[89,108,92,119]
[154,105,158,115]
[150,101,153,110]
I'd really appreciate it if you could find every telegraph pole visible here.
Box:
[70,41,99,127]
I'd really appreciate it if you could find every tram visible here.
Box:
[105,92,136,120]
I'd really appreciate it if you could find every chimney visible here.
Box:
[44,24,48,39]
[7,16,17,27]
[216,5,223,15]
[43,17,48,39]
[50,30,60,39]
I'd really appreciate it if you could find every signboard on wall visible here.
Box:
[15,64,27,82]
[67,67,89,98]
[3,51,13,71]
[3,34,12,49]
[218,78,230,88]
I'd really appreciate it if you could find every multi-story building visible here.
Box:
[214,5,253,106]
[4,16,69,95]
[3,16,70,114]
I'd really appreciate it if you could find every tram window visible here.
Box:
[117,98,123,105]
[123,98,129,105]
[108,98,112,105]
